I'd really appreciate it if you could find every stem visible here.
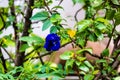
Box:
[37,52,48,80]
[9,0,18,40]
[24,49,35,58]
[106,20,116,49]
[111,44,120,68]
[53,0,64,11]
[37,52,44,65]
[43,0,52,15]
[74,6,84,22]
[94,72,102,80]
[111,33,120,54]
[58,0,63,6]
[15,0,34,66]
[112,54,120,70]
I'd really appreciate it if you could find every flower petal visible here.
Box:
[44,33,60,51]
[51,41,60,51]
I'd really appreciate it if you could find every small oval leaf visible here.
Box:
[42,19,52,31]
[30,11,49,21]
[60,51,74,60]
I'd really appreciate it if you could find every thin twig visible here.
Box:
[74,6,84,22]
[112,54,120,70]
[9,0,18,40]
[1,47,14,63]
[111,44,120,66]
[111,35,120,56]
[52,0,64,11]
[15,0,34,66]
[43,0,52,14]
[58,0,63,6]
[37,52,44,65]
[94,72,101,80]
[0,47,7,72]
[25,49,35,58]
[86,52,101,59]
[106,20,116,49]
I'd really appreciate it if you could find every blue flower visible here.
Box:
[44,33,60,51]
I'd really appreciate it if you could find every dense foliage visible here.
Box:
[0,0,120,80]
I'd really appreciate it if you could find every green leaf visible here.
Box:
[0,14,7,30]
[0,63,4,73]
[36,71,63,79]
[114,12,120,25]
[95,22,106,30]
[0,17,3,30]
[50,14,62,23]
[0,75,4,80]
[113,76,120,80]
[0,31,2,34]
[93,70,99,75]
[36,73,52,78]
[52,6,64,10]
[72,0,78,4]
[77,48,92,54]
[58,64,63,69]
[88,33,97,41]
[84,74,94,80]
[96,59,107,63]
[106,9,116,20]
[52,77,61,80]
[25,46,35,53]
[60,51,74,60]
[90,0,103,7]
[113,49,120,58]
[2,38,15,47]
[76,38,85,48]
[72,0,85,4]
[5,21,11,28]
[75,61,82,66]
[8,15,15,22]
[30,11,49,21]
[79,64,89,72]
[65,59,75,73]
[76,56,86,62]
[118,56,120,61]
[40,65,47,73]
[8,66,23,75]
[6,74,15,80]
[76,20,93,33]
[111,0,120,5]
[50,26,58,33]
[42,19,52,31]
[20,36,44,45]
[102,48,109,57]
[51,71,64,78]
[20,44,29,52]
[84,61,94,70]
[96,18,110,26]
[94,29,103,40]
[0,73,7,79]
[102,70,107,75]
